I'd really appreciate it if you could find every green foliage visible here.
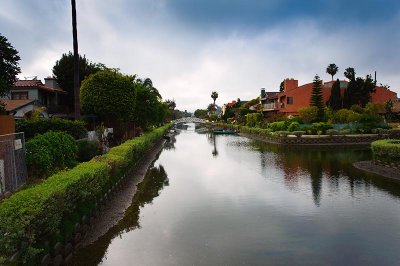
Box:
[311,122,333,134]
[80,70,136,122]
[245,113,263,127]
[371,139,400,166]
[287,121,300,132]
[326,129,339,136]
[350,104,363,114]
[52,52,103,110]
[208,114,218,121]
[292,130,306,137]
[310,74,325,121]
[211,91,218,105]
[16,118,87,139]
[194,109,208,119]
[329,79,342,110]
[298,106,319,123]
[76,139,100,162]
[269,121,287,131]
[26,131,78,178]
[0,124,170,263]
[0,34,21,97]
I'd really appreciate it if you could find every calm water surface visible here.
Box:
[74,124,400,265]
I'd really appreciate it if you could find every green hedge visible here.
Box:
[26,131,78,178]
[16,118,87,140]
[0,124,170,264]
[371,139,400,166]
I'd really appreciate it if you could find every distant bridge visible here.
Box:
[172,117,209,124]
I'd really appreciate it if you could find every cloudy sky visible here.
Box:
[1,0,400,111]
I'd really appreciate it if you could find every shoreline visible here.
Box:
[353,161,400,181]
[78,138,166,247]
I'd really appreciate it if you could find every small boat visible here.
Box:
[213,129,239,135]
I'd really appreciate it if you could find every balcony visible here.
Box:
[262,102,278,111]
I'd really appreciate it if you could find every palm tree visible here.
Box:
[71,0,80,119]
[344,67,355,81]
[211,91,218,105]
[326,63,338,81]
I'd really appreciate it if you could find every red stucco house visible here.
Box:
[261,78,397,116]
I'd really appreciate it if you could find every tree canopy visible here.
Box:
[211,91,218,105]
[310,74,325,121]
[326,63,338,81]
[0,34,21,98]
[53,52,103,111]
[328,79,342,111]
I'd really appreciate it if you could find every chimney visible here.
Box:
[261,88,265,98]
[44,76,60,90]
[284,78,298,92]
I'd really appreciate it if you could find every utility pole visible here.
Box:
[71,0,80,119]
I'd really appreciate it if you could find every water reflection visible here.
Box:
[72,164,169,265]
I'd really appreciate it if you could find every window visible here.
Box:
[11,91,29,100]
[287,97,294,104]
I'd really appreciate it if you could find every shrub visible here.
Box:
[276,131,290,137]
[287,121,300,132]
[371,139,400,166]
[245,113,263,127]
[350,104,364,114]
[76,139,100,162]
[292,131,306,137]
[298,106,318,123]
[26,131,78,178]
[0,124,170,263]
[269,121,287,132]
[16,118,87,140]
[326,129,339,136]
[311,122,333,134]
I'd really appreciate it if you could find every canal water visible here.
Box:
[74,124,400,265]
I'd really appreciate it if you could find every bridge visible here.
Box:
[172,117,209,124]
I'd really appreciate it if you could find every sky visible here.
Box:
[1,0,400,112]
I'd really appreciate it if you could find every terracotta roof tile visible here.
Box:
[1,99,36,111]
[14,80,66,94]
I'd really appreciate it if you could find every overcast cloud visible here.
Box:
[1,0,399,111]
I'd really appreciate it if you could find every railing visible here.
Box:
[0,132,28,197]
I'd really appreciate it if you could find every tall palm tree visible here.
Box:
[211,91,218,105]
[326,63,338,81]
[71,0,80,119]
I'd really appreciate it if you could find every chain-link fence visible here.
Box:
[0,132,28,197]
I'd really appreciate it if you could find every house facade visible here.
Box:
[0,77,66,118]
[261,78,398,116]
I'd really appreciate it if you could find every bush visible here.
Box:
[371,139,400,166]
[298,106,318,123]
[0,124,170,263]
[245,113,263,127]
[76,139,100,162]
[326,129,339,136]
[26,131,78,178]
[311,122,333,134]
[269,121,287,132]
[287,121,300,132]
[16,118,87,140]
[292,131,306,137]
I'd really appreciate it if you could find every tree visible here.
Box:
[344,67,355,81]
[326,63,338,81]
[211,91,218,105]
[279,81,284,92]
[80,70,136,122]
[385,99,394,122]
[298,106,319,123]
[53,52,103,112]
[0,34,21,100]
[310,75,325,121]
[328,79,342,111]
[194,109,208,119]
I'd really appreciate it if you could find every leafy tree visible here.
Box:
[344,67,355,81]
[298,106,319,123]
[328,79,342,111]
[385,99,394,122]
[207,103,216,113]
[354,75,376,107]
[0,34,21,100]
[52,52,103,112]
[326,63,338,81]
[211,91,218,105]
[164,99,176,110]
[279,81,284,92]
[310,74,324,121]
[194,109,208,119]
[80,70,136,122]
[134,80,164,129]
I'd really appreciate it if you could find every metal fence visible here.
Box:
[0,132,28,197]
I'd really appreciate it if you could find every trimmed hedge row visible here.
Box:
[371,139,400,167]
[0,124,170,264]
[16,118,87,140]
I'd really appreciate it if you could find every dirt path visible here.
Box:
[80,139,166,247]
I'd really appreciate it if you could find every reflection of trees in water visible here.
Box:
[212,136,218,157]
[164,134,178,150]
[252,141,400,206]
[72,164,169,265]
[206,133,219,157]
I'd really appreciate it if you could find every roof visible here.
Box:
[1,99,36,112]
[14,80,66,93]
[263,92,279,99]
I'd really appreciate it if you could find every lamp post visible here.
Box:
[71,0,80,119]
